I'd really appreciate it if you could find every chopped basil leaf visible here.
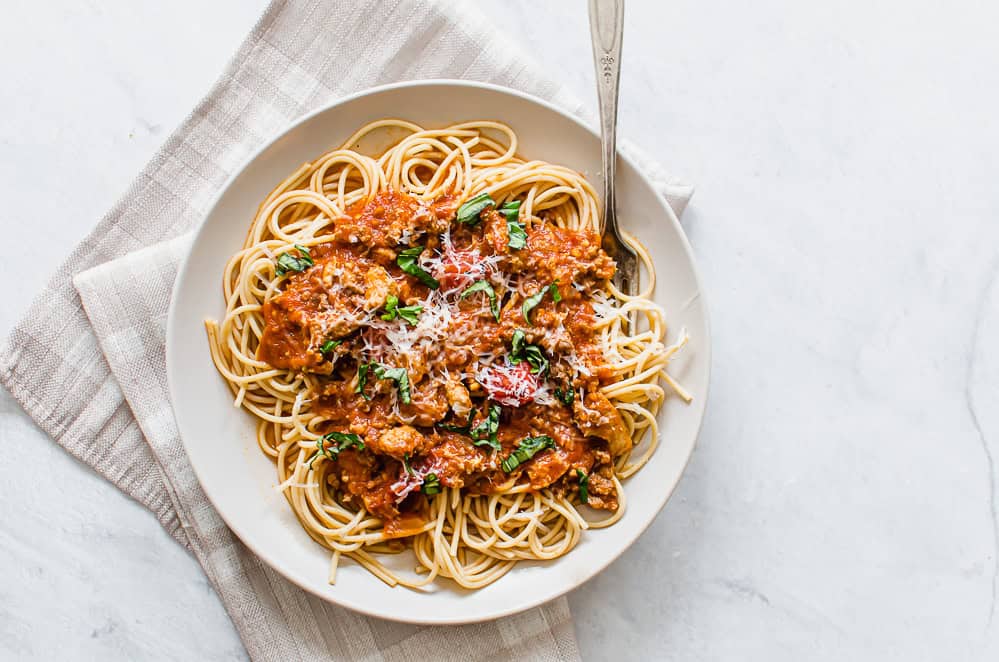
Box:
[521,281,563,324]
[470,404,502,452]
[382,295,423,325]
[380,295,399,320]
[507,222,528,250]
[397,246,440,289]
[397,305,422,325]
[508,331,549,376]
[460,280,500,321]
[275,244,314,276]
[438,408,477,435]
[319,339,342,355]
[421,472,442,495]
[500,201,527,250]
[523,346,549,376]
[355,363,372,400]
[438,405,502,453]
[308,431,364,468]
[576,469,589,503]
[456,192,495,225]
[521,289,546,325]
[554,386,575,406]
[501,435,555,473]
[511,329,526,356]
[324,431,363,449]
[373,364,411,404]
[550,280,562,303]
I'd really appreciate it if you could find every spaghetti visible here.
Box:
[205,120,690,590]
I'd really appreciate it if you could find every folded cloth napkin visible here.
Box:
[0,0,692,659]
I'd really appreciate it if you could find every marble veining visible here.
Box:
[967,262,999,626]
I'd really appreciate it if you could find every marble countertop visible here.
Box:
[2,0,998,659]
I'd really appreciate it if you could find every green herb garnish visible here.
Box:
[421,472,442,496]
[501,435,555,473]
[275,244,314,276]
[456,192,495,225]
[438,408,477,435]
[381,294,423,325]
[554,386,575,406]
[460,280,500,321]
[576,469,589,503]
[373,364,411,404]
[511,329,527,357]
[469,404,502,452]
[355,362,372,400]
[381,295,399,320]
[396,246,440,289]
[509,330,549,376]
[319,339,342,356]
[308,431,364,468]
[500,201,527,250]
[521,281,561,325]
[550,280,562,302]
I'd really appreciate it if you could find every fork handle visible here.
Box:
[588,0,624,236]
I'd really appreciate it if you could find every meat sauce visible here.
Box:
[258,190,628,528]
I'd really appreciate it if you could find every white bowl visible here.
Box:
[166,80,710,624]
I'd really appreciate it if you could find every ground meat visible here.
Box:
[399,382,450,427]
[257,247,389,371]
[364,425,430,460]
[512,219,615,284]
[445,380,472,417]
[481,209,511,255]
[583,466,619,511]
[420,433,491,488]
[335,450,399,520]
[362,265,395,309]
[257,189,630,520]
[327,191,457,248]
[574,390,631,457]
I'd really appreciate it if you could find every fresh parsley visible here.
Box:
[500,200,527,250]
[308,431,364,468]
[521,281,561,325]
[456,192,495,225]
[275,244,314,275]
[396,246,440,289]
[460,280,500,321]
[373,364,411,404]
[501,435,555,473]
[381,294,423,325]
[576,469,589,504]
[421,472,442,496]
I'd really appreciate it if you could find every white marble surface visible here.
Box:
[2,0,998,659]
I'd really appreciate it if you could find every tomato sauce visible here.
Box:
[257,190,625,526]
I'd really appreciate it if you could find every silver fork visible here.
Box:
[588,0,638,297]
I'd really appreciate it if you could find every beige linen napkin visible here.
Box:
[1,0,692,659]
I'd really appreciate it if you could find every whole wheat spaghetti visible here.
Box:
[205,120,689,589]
